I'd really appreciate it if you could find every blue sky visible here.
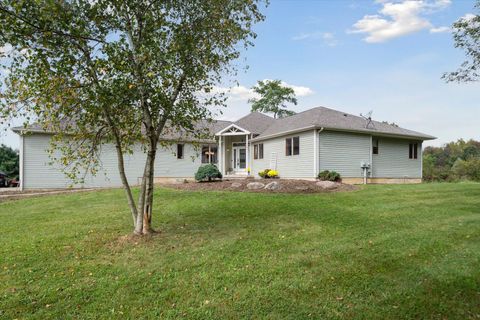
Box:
[1,0,478,148]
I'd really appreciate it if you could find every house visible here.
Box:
[13,106,435,189]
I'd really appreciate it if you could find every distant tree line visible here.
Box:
[0,144,19,179]
[423,139,480,182]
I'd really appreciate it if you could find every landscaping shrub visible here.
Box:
[317,170,341,182]
[258,169,279,178]
[267,170,279,178]
[258,169,271,178]
[195,164,222,182]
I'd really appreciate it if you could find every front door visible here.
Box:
[232,146,246,172]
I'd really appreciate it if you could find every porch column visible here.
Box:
[246,134,249,175]
[218,135,223,175]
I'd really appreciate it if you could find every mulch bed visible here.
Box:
[160,179,358,194]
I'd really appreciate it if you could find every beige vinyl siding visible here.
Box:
[251,130,315,178]
[372,138,422,178]
[319,130,371,178]
[22,134,202,189]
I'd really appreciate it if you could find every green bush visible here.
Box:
[317,170,341,182]
[258,169,271,178]
[195,164,222,182]
[452,158,480,181]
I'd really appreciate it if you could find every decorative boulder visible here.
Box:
[231,182,242,188]
[264,181,281,191]
[295,186,309,191]
[247,182,265,190]
[316,181,338,190]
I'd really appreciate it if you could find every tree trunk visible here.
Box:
[135,144,157,234]
[142,147,156,234]
[114,142,138,225]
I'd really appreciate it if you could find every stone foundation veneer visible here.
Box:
[341,177,422,185]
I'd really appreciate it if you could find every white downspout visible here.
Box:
[369,135,373,184]
[246,134,249,175]
[313,129,317,178]
[19,132,24,191]
[316,127,324,177]
[420,141,423,181]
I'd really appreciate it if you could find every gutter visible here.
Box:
[251,125,436,142]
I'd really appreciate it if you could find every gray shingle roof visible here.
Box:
[233,112,275,134]
[12,119,233,143]
[12,106,435,141]
[250,106,435,140]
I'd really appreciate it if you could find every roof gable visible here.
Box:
[233,112,275,135]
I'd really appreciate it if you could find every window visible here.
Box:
[286,138,292,156]
[286,137,300,156]
[293,137,300,155]
[176,144,184,159]
[254,143,264,160]
[409,143,418,159]
[372,138,379,155]
[201,144,218,164]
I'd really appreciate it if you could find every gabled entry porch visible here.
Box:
[215,124,252,177]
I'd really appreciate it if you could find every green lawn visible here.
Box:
[1,183,479,319]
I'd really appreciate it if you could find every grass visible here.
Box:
[1,183,479,319]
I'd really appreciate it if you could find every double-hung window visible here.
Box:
[409,143,418,159]
[176,144,184,159]
[254,143,264,159]
[372,138,379,155]
[286,137,300,156]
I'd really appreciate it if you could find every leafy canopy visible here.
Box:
[249,79,297,119]
[423,139,480,181]
[443,2,480,82]
[0,0,266,182]
[0,144,18,178]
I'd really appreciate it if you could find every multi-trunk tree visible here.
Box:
[0,0,266,234]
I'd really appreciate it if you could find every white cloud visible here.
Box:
[283,81,315,96]
[460,13,476,21]
[350,0,451,43]
[430,26,450,33]
[292,32,339,47]
[213,80,314,102]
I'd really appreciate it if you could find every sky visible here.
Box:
[1,0,478,149]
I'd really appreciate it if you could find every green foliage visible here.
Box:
[1,183,480,318]
[452,158,480,181]
[0,0,266,182]
[317,170,341,182]
[258,168,271,178]
[423,139,480,181]
[443,3,480,82]
[195,163,222,182]
[0,0,266,230]
[0,144,18,178]
[267,169,278,178]
[249,80,297,119]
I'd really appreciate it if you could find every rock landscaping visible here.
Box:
[161,179,357,193]
[246,182,265,190]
